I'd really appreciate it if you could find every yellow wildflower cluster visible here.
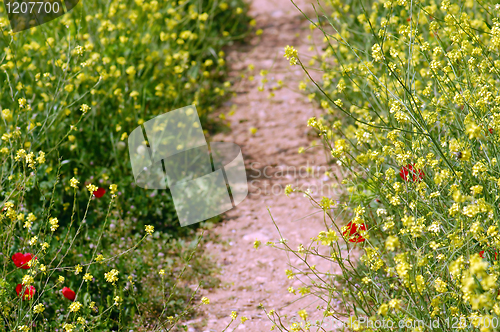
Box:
[274,1,500,330]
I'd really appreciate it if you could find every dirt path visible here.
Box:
[192,1,334,331]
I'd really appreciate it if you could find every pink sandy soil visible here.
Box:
[186,0,346,331]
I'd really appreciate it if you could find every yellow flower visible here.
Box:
[385,236,400,251]
[125,66,136,76]
[95,254,105,264]
[36,151,45,164]
[104,269,119,284]
[80,104,91,114]
[24,220,33,229]
[86,183,98,193]
[145,225,154,235]
[49,217,59,231]
[199,13,209,21]
[18,98,27,108]
[33,303,45,314]
[434,277,448,293]
[284,45,298,65]
[109,184,118,194]
[22,275,34,286]
[230,311,238,320]
[28,236,37,246]
[201,296,210,305]
[74,264,83,275]
[27,212,36,223]
[63,323,75,332]
[69,301,82,313]
[83,273,93,282]
[70,177,79,188]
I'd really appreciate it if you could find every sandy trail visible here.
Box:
[190,1,337,330]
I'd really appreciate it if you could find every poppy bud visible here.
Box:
[61,287,76,301]
[93,187,106,198]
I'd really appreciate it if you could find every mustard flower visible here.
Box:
[104,269,119,284]
[284,45,298,65]
[33,303,45,314]
[95,254,105,264]
[70,177,79,188]
[63,323,75,332]
[41,242,49,251]
[22,275,34,286]
[86,183,98,193]
[49,217,59,231]
[145,225,154,235]
[69,301,83,313]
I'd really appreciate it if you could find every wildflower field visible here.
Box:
[0,0,251,330]
[274,0,500,331]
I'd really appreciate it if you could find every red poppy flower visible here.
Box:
[16,284,35,300]
[12,252,36,269]
[399,164,424,182]
[489,128,494,134]
[61,287,76,301]
[93,187,106,198]
[342,221,366,243]
[479,250,498,260]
